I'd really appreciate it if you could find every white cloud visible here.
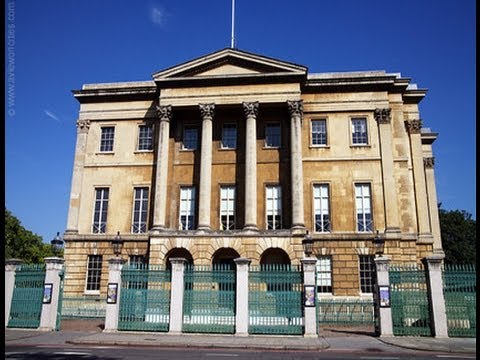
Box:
[150,5,166,26]
[44,110,61,122]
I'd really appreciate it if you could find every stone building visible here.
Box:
[63,48,443,298]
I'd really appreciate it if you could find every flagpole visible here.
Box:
[231,0,235,48]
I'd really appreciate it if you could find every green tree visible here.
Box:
[439,205,476,264]
[5,207,57,263]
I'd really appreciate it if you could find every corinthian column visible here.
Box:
[197,103,215,231]
[424,157,443,252]
[243,102,259,231]
[65,119,90,234]
[287,100,305,230]
[405,119,432,242]
[375,108,400,233]
[151,105,172,232]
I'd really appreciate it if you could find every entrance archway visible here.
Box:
[260,248,291,266]
[212,248,240,269]
[165,248,194,270]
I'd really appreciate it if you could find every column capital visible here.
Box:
[374,256,391,272]
[424,157,435,168]
[405,119,422,134]
[76,119,91,133]
[156,105,173,122]
[234,257,251,267]
[199,103,215,119]
[287,100,303,118]
[242,101,259,118]
[374,108,391,124]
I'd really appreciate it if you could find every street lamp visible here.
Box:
[302,230,314,257]
[50,232,64,257]
[372,230,385,257]
[111,231,124,257]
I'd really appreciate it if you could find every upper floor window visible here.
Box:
[351,118,368,145]
[220,186,236,230]
[313,184,331,232]
[183,126,198,150]
[221,124,237,149]
[100,126,115,152]
[179,186,196,230]
[355,183,373,232]
[266,185,282,229]
[316,256,333,293]
[359,255,375,293]
[92,188,109,233]
[312,119,327,146]
[85,255,102,293]
[131,187,149,233]
[137,125,153,151]
[265,123,281,148]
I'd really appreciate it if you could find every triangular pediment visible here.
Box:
[152,48,307,82]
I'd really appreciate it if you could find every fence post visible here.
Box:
[424,254,448,338]
[234,257,251,336]
[301,258,318,337]
[5,259,24,327]
[38,257,65,331]
[374,256,393,337]
[104,257,125,332]
[168,257,187,334]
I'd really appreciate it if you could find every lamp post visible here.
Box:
[302,230,314,258]
[50,232,64,257]
[372,230,385,257]
[111,231,124,257]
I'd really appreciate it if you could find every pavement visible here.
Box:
[5,327,476,354]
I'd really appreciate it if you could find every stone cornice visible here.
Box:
[72,84,158,104]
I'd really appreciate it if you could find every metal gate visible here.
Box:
[249,264,303,335]
[7,264,46,329]
[182,264,236,334]
[443,264,476,337]
[390,264,432,336]
[118,264,171,332]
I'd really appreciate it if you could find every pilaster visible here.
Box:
[169,257,187,334]
[423,254,448,338]
[152,105,172,232]
[374,256,393,337]
[375,108,400,233]
[234,258,251,336]
[103,257,125,332]
[301,257,318,337]
[243,102,259,231]
[65,119,90,234]
[197,103,215,231]
[424,157,443,252]
[38,257,65,331]
[405,119,432,242]
[288,100,305,231]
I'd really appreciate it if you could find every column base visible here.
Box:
[196,227,212,234]
[243,225,258,232]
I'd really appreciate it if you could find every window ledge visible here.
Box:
[310,145,330,149]
[95,151,115,155]
[134,150,154,154]
[350,144,371,148]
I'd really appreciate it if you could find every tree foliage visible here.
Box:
[439,205,476,264]
[5,207,57,263]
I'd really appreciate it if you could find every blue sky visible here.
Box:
[5,0,476,243]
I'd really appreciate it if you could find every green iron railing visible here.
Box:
[8,264,46,329]
[118,264,171,332]
[317,298,374,325]
[443,263,476,338]
[182,264,236,334]
[390,263,432,336]
[249,264,303,335]
[61,296,106,318]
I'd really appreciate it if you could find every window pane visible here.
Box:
[314,184,330,232]
[180,187,196,230]
[86,255,102,291]
[265,124,281,147]
[352,118,368,145]
[316,256,332,293]
[220,186,235,230]
[92,188,109,233]
[266,185,282,229]
[312,119,327,145]
[138,125,153,150]
[221,124,237,149]
[359,255,374,293]
[100,127,115,152]
[183,126,198,150]
[355,183,372,232]
[132,187,149,233]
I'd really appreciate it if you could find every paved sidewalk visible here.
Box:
[5,328,476,354]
